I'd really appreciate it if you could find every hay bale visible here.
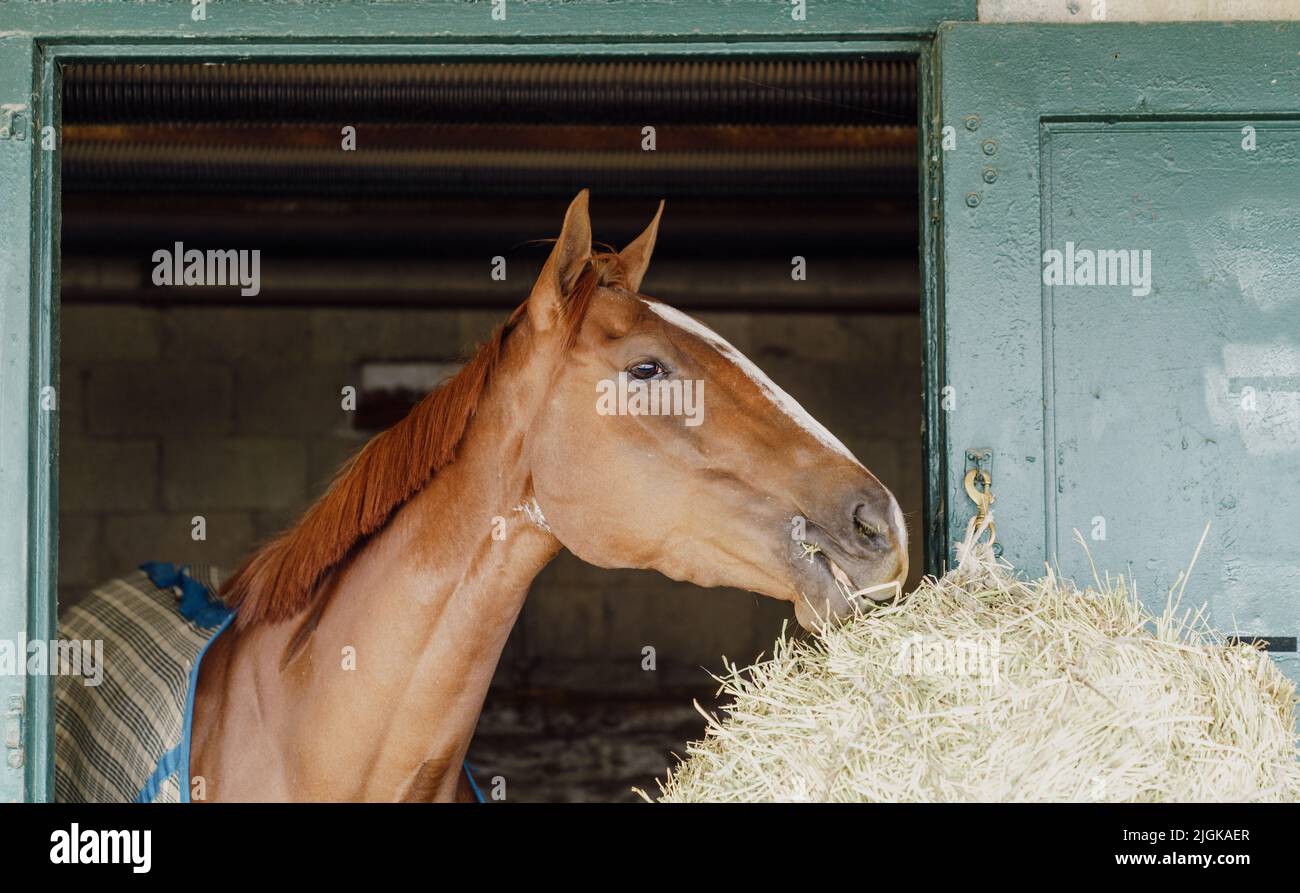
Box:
[649,528,1300,803]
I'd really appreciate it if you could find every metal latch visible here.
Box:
[4,696,24,769]
[0,104,28,141]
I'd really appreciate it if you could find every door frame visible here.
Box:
[0,0,967,801]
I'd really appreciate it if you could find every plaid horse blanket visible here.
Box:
[54,563,234,803]
[54,562,486,803]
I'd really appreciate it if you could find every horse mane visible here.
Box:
[221,251,628,626]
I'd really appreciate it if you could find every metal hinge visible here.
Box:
[964,447,993,481]
[0,104,29,141]
[4,696,24,769]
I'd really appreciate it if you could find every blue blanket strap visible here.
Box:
[140,561,232,629]
[133,563,233,802]
[138,561,485,803]
[463,761,486,803]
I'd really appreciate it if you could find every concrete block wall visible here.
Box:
[60,303,924,675]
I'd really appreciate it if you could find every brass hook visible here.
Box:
[963,467,996,544]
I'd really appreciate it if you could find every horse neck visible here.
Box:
[207,339,562,800]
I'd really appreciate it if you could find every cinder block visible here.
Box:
[752,355,844,422]
[57,513,103,588]
[234,363,354,436]
[823,361,920,435]
[251,509,303,544]
[163,308,311,366]
[86,363,233,436]
[457,310,505,354]
[865,314,923,366]
[310,309,463,365]
[522,563,793,683]
[485,621,530,686]
[582,578,665,660]
[307,436,365,494]
[59,438,158,512]
[604,581,779,670]
[62,306,162,362]
[57,366,85,435]
[749,313,843,363]
[751,313,903,373]
[849,438,906,493]
[162,437,306,510]
[100,511,257,577]
[520,578,606,661]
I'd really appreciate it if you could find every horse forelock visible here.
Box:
[221,253,624,627]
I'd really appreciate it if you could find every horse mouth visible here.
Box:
[798,541,901,604]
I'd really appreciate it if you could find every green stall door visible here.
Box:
[935,24,1300,682]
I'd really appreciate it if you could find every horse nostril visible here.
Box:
[852,503,890,547]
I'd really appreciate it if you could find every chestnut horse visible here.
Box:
[191,191,908,801]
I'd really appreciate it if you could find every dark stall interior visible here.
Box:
[58,58,921,801]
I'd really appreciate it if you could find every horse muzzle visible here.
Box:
[788,497,908,631]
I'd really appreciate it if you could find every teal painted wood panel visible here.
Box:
[1046,122,1300,649]
[0,0,974,41]
[936,24,1300,682]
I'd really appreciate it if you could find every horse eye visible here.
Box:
[627,360,666,380]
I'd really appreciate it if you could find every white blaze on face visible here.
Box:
[642,300,862,466]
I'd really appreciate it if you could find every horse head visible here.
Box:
[520,190,908,629]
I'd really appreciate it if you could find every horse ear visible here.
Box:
[618,200,664,293]
[529,189,592,333]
